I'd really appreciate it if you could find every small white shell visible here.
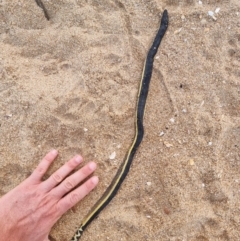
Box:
[215,8,220,13]
[146,182,152,186]
[159,131,165,137]
[109,151,116,160]
[208,11,214,17]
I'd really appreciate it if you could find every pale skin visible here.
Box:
[0,149,99,241]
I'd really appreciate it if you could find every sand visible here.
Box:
[0,0,240,240]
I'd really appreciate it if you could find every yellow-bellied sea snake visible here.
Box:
[71,9,169,241]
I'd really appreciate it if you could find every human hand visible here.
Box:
[0,150,99,241]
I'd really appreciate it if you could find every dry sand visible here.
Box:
[0,0,240,240]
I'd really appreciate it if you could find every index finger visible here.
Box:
[29,150,58,184]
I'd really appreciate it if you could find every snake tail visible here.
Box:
[71,9,168,241]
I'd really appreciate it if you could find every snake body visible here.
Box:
[71,10,169,241]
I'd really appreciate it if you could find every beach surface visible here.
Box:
[0,0,240,240]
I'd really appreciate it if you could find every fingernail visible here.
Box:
[91,176,99,185]
[51,149,58,155]
[75,155,82,164]
[89,162,96,171]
